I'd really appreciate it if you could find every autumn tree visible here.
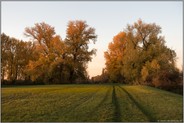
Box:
[105,19,179,86]
[1,33,10,82]
[47,36,69,83]
[1,33,34,84]
[24,22,66,83]
[2,21,96,84]
[121,19,164,83]
[65,20,97,83]
[104,32,126,83]
[6,37,17,82]
[24,20,97,84]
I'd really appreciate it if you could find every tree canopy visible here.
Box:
[1,19,182,89]
[104,19,181,87]
[1,20,97,84]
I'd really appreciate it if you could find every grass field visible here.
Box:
[1,84,183,122]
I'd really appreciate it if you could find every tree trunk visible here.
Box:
[69,69,74,84]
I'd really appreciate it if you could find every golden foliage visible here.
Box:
[141,66,149,81]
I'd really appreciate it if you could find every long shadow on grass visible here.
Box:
[118,86,156,122]
[112,86,121,122]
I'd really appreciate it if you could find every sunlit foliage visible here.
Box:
[104,19,180,87]
[1,33,34,84]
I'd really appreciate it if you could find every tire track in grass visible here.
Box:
[58,88,102,120]
[112,86,121,122]
[3,87,100,122]
[45,89,98,119]
[67,86,112,122]
[38,89,99,122]
[89,87,111,113]
[84,86,112,121]
[118,86,156,122]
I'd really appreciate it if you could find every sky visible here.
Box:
[1,1,183,78]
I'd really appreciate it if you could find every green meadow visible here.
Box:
[1,84,183,122]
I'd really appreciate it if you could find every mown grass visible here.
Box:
[1,84,183,122]
[120,85,183,121]
[115,86,150,122]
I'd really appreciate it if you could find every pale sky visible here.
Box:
[1,1,183,77]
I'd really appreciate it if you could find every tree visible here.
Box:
[47,36,69,83]
[65,20,97,83]
[24,22,56,55]
[104,19,178,85]
[2,21,97,84]
[1,33,34,84]
[24,22,60,83]
[24,21,97,84]
[1,33,10,82]
[104,32,126,83]
[12,40,34,81]
[91,68,109,83]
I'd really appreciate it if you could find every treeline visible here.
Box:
[93,20,182,93]
[1,20,97,85]
[1,19,183,92]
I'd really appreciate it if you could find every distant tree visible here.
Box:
[65,20,97,83]
[101,68,109,83]
[91,68,109,83]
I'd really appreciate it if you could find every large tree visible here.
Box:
[24,22,66,83]
[104,19,179,86]
[24,20,97,84]
[65,20,97,83]
[104,32,126,83]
